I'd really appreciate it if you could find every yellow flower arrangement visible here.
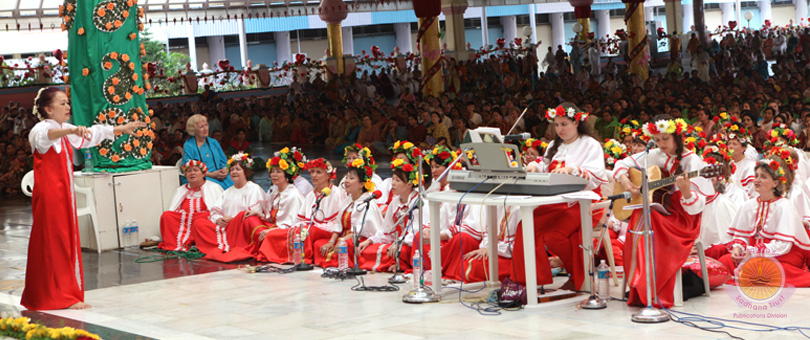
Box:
[351,158,365,167]
[279,159,289,170]
[0,317,100,340]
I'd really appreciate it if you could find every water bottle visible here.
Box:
[337,238,349,271]
[82,149,94,173]
[122,220,131,247]
[597,259,610,299]
[292,232,302,265]
[412,252,422,289]
[131,219,140,247]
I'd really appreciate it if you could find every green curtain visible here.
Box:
[67,0,153,172]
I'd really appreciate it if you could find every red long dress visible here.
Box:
[158,181,222,252]
[22,121,114,310]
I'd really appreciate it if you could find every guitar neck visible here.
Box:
[648,169,701,191]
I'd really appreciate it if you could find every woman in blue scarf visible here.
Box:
[182,114,233,189]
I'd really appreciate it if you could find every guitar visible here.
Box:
[611,165,723,221]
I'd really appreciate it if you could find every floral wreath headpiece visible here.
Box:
[267,146,307,178]
[521,138,548,155]
[642,118,689,137]
[767,147,797,171]
[545,105,589,122]
[723,119,750,144]
[765,123,798,147]
[181,159,208,174]
[391,158,422,187]
[683,128,708,153]
[603,139,628,167]
[711,111,731,124]
[31,87,48,121]
[348,158,376,192]
[305,158,337,179]
[759,159,788,184]
[227,152,254,169]
[426,146,463,169]
[343,143,378,171]
[701,142,733,164]
[390,140,422,164]
[618,118,648,142]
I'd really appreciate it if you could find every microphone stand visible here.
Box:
[631,145,670,323]
[582,200,615,310]
[346,199,371,276]
[403,154,439,303]
[295,193,324,271]
[389,197,419,284]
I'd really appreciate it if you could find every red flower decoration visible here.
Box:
[769,161,779,170]
[402,164,414,172]
[294,151,303,161]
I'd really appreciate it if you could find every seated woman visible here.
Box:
[699,143,740,260]
[720,158,810,287]
[158,160,224,252]
[377,140,422,207]
[521,138,547,171]
[191,153,267,262]
[266,147,313,197]
[340,143,384,196]
[313,158,382,268]
[255,148,307,263]
[511,103,608,292]
[725,122,757,199]
[356,158,429,272]
[182,114,233,190]
[615,115,710,308]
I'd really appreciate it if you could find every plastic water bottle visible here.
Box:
[292,232,302,265]
[597,259,610,299]
[412,252,422,289]
[337,239,349,271]
[131,219,140,247]
[82,149,94,173]
[122,220,131,247]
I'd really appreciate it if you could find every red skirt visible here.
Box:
[719,246,810,288]
[412,230,448,271]
[440,233,483,278]
[191,212,269,263]
[256,227,296,264]
[511,202,599,289]
[357,243,413,272]
[625,192,700,308]
[593,229,624,267]
[158,210,210,252]
[449,256,513,283]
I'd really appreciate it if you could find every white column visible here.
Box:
[481,7,489,46]
[596,10,610,41]
[207,36,226,68]
[683,4,695,32]
[736,0,742,24]
[237,19,248,68]
[186,24,197,71]
[529,4,538,45]
[720,3,735,25]
[759,0,772,24]
[501,15,517,43]
[394,22,413,53]
[342,26,354,56]
[274,31,291,63]
[797,0,809,24]
[550,12,565,51]
[645,6,655,24]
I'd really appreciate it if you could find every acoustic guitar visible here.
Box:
[611,165,723,221]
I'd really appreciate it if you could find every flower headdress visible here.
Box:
[711,111,731,124]
[759,159,788,184]
[603,139,628,167]
[348,158,376,192]
[618,118,648,142]
[765,123,798,147]
[227,152,254,169]
[426,146,463,169]
[723,119,751,144]
[390,140,422,164]
[683,128,708,153]
[642,118,689,137]
[545,105,589,122]
[305,158,337,179]
[266,146,306,178]
[32,87,48,121]
[391,158,421,187]
[181,159,208,174]
[701,142,732,164]
[767,147,797,171]
[521,138,548,155]
[343,143,378,171]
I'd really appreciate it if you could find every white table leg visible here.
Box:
[520,206,538,307]
[429,200,442,295]
[486,205,499,286]
[579,199,593,293]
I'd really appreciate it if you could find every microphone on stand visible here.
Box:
[297,187,332,272]
[348,190,383,276]
[646,139,657,150]
[502,132,532,142]
[361,190,382,204]
[603,192,631,202]
[314,187,331,209]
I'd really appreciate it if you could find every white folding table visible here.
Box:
[424,191,595,307]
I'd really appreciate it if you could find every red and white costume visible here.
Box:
[446,205,520,283]
[158,180,224,252]
[613,148,710,308]
[22,120,114,310]
[358,190,427,272]
[313,191,382,268]
[732,157,757,199]
[191,181,266,262]
[286,184,349,264]
[720,197,810,287]
[511,135,608,290]
[254,184,305,263]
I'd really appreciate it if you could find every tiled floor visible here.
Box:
[2,142,810,339]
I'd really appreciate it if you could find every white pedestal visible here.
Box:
[74,166,179,251]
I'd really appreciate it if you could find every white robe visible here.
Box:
[728,197,810,256]
[265,184,305,229]
[337,191,382,238]
[296,183,350,233]
[294,176,314,197]
[788,179,810,224]
[478,205,520,258]
[370,190,427,246]
[167,180,223,212]
[744,144,759,162]
[29,119,114,154]
[724,181,748,207]
[542,136,609,191]
[699,193,737,246]
[732,157,757,199]
[209,181,267,222]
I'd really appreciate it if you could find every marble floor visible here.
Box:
[2,142,810,339]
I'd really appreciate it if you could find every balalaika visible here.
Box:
[448,170,589,196]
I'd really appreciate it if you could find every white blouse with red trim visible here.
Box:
[540,136,608,192]
[727,197,810,256]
